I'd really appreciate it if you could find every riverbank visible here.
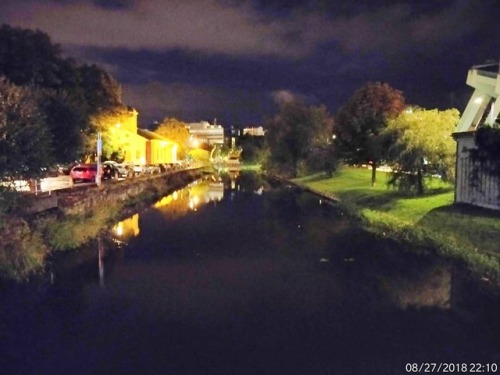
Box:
[0,168,209,280]
[291,167,500,280]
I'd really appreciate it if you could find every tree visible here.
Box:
[385,107,459,194]
[0,24,65,88]
[0,77,52,180]
[335,82,406,186]
[153,118,190,159]
[88,109,127,162]
[79,64,122,114]
[41,90,90,162]
[264,100,334,177]
[239,134,266,164]
[0,25,127,163]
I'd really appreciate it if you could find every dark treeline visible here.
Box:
[0,24,123,179]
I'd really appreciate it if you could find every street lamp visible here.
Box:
[96,130,102,186]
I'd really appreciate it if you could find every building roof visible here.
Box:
[455,63,500,133]
[472,62,499,74]
[137,128,172,142]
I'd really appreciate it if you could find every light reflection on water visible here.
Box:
[111,177,227,243]
[1,172,499,375]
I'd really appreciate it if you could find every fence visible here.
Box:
[456,156,500,210]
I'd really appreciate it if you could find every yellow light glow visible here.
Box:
[154,195,173,208]
[189,195,200,210]
[112,214,140,238]
[114,223,123,236]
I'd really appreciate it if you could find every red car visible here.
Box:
[70,164,101,183]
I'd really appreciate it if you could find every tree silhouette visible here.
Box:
[335,82,405,186]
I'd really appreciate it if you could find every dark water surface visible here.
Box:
[1,172,499,375]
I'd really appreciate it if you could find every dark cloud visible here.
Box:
[122,81,275,126]
[92,0,135,10]
[1,0,319,57]
[3,0,486,57]
[1,0,499,126]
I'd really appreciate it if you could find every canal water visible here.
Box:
[1,172,499,375]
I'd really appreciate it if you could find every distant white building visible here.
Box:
[243,126,266,136]
[453,62,500,210]
[188,121,224,145]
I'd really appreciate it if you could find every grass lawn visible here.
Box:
[240,163,262,171]
[293,166,500,275]
[294,167,454,220]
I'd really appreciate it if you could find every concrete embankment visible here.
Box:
[269,174,339,203]
[25,168,208,215]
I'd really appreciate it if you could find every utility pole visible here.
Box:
[96,130,102,186]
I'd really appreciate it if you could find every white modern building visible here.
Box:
[243,126,266,136]
[453,62,500,210]
[188,121,224,145]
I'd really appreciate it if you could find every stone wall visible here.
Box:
[53,169,206,216]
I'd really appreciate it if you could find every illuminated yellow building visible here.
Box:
[108,107,178,164]
[109,107,147,164]
[138,129,178,164]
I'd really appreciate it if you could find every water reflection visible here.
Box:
[2,172,499,375]
[111,173,252,243]
[112,213,140,241]
[98,236,105,288]
[187,178,224,210]
[107,172,488,315]
[382,262,452,309]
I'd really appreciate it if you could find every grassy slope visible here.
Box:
[294,167,500,275]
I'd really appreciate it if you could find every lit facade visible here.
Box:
[137,129,178,164]
[453,62,500,210]
[108,107,178,165]
[188,121,224,145]
[110,107,147,164]
[243,126,265,136]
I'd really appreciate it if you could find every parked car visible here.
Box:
[179,160,191,169]
[70,164,101,183]
[57,162,78,175]
[158,163,169,173]
[168,162,181,171]
[102,161,128,180]
[123,163,145,176]
[144,164,161,174]
[40,166,60,177]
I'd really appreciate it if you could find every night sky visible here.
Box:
[1,0,499,127]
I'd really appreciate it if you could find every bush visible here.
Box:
[0,217,48,280]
